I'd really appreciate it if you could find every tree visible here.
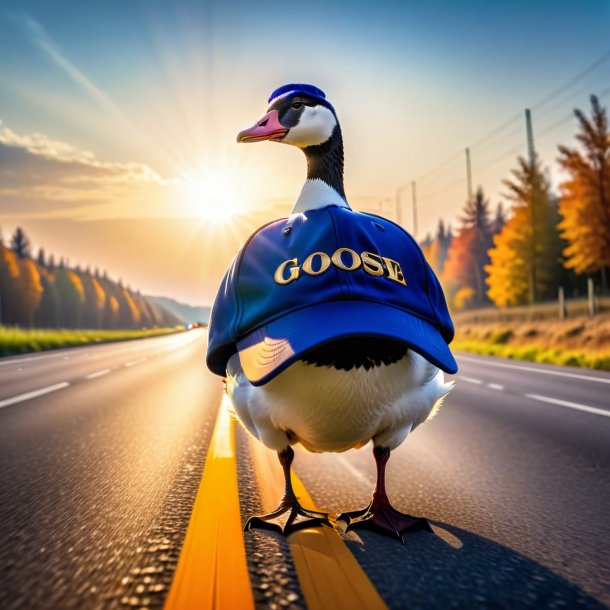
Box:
[10,227,31,259]
[55,269,85,327]
[35,269,61,328]
[14,258,43,326]
[443,187,493,304]
[0,244,21,324]
[80,272,106,329]
[486,156,561,306]
[492,202,506,234]
[557,95,610,291]
[37,248,46,268]
[422,220,453,276]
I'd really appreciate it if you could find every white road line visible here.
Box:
[125,357,147,367]
[487,383,504,391]
[0,353,66,367]
[460,376,483,385]
[457,354,610,384]
[84,369,111,380]
[525,393,610,418]
[0,382,70,410]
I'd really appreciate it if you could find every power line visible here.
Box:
[532,48,610,112]
[416,48,610,183]
[469,111,522,152]
[415,150,464,184]
[467,51,610,159]
[397,50,610,236]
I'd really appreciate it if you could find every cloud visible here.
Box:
[0,124,177,218]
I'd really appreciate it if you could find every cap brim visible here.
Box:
[236,301,458,386]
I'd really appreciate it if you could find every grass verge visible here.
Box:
[453,340,610,371]
[0,326,183,357]
[454,312,610,371]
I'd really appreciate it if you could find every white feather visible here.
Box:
[291,179,348,214]
[282,105,337,148]
[226,350,453,454]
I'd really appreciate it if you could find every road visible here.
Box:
[0,330,609,609]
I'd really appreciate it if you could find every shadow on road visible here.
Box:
[343,522,607,609]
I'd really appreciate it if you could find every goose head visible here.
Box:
[237,84,338,147]
[237,84,346,205]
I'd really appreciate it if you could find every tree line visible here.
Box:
[0,229,180,329]
[421,95,609,310]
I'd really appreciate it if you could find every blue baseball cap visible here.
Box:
[206,206,457,386]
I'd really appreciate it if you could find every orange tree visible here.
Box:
[486,156,561,306]
[557,95,610,292]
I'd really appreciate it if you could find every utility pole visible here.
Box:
[411,181,418,238]
[395,184,411,227]
[465,147,473,202]
[525,108,535,164]
[394,188,403,225]
[525,108,537,305]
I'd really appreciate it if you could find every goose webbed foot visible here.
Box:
[338,497,432,543]
[337,445,433,543]
[245,493,331,536]
[245,445,332,536]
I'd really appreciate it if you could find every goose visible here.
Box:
[206,84,457,541]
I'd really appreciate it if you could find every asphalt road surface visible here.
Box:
[0,330,609,609]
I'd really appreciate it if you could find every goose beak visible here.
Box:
[237,110,288,143]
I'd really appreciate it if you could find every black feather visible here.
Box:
[301,337,408,371]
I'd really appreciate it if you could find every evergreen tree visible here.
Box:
[37,248,46,268]
[486,156,561,305]
[10,227,31,259]
[492,202,506,234]
[443,187,493,305]
[557,95,610,292]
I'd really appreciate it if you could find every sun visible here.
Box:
[184,168,246,224]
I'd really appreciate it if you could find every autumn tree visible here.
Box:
[35,269,61,328]
[14,258,43,326]
[486,156,561,306]
[80,272,106,328]
[443,187,493,305]
[557,95,610,292]
[55,268,85,327]
[0,244,21,324]
[424,220,453,276]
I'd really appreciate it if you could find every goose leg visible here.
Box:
[245,446,332,536]
[338,446,433,543]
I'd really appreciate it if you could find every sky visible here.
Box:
[1,0,609,305]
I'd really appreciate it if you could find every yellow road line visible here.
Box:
[164,396,254,610]
[249,437,390,610]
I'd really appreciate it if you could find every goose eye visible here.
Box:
[291,102,303,110]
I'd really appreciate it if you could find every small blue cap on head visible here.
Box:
[268,83,326,104]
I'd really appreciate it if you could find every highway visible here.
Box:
[0,329,608,609]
